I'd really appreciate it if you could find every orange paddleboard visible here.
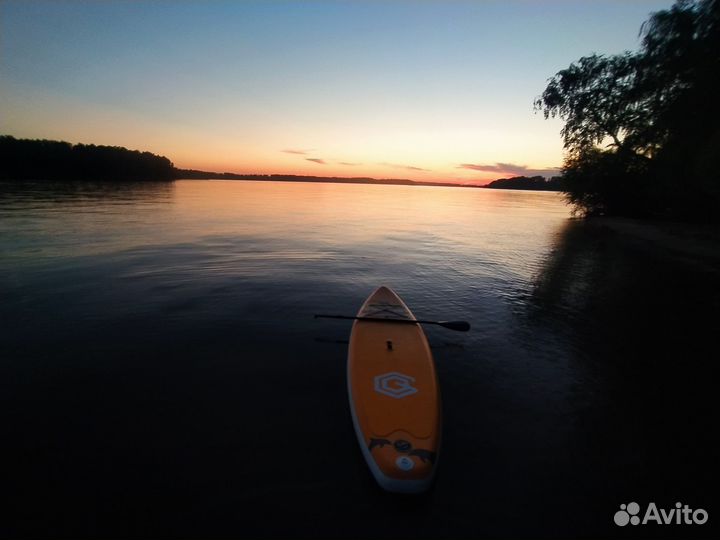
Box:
[347,286,441,493]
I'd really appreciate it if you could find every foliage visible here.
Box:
[535,0,720,221]
[0,136,177,181]
[484,175,563,191]
[560,149,654,217]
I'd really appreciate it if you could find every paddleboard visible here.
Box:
[347,286,441,493]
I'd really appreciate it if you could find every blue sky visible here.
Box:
[0,0,675,182]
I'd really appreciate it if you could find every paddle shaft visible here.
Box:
[314,314,470,331]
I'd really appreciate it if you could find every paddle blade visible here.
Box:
[438,320,471,332]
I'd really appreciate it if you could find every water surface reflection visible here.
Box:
[1,180,715,538]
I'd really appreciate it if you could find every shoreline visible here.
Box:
[586,216,720,269]
[176,174,478,189]
[4,176,565,192]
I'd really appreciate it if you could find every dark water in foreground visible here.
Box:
[1,180,717,538]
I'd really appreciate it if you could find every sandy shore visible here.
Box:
[586,216,720,269]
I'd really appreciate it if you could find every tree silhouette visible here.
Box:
[0,136,177,181]
[484,175,563,191]
[535,0,720,221]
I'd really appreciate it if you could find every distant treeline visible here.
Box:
[0,136,176,181]
[178,168,416,184]
[484,175,563,191]
[178,169,419,185]
[177,169,467,188]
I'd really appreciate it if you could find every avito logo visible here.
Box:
[614,502,708,526]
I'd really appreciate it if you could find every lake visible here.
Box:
[1,180,716,538]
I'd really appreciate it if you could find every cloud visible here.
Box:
[338,162,361,166]
[381,162,431,172]
[306,158,327,164]
[458,162,560,177]
[282,148,313,155]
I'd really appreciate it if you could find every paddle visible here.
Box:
[314,314,470,332]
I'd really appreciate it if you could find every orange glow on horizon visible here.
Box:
[1,78,560,186]
[173,157,500,186]
[171,146,557,186]
[172,155,550,186]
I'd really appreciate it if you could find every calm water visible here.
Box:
[1,180,716,538]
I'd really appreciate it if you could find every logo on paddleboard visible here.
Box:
[374,372,417,399]
[395,456,415,471]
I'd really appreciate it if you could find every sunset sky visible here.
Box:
[1,0,674,184]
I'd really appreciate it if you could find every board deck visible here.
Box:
[347,286,441,493]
